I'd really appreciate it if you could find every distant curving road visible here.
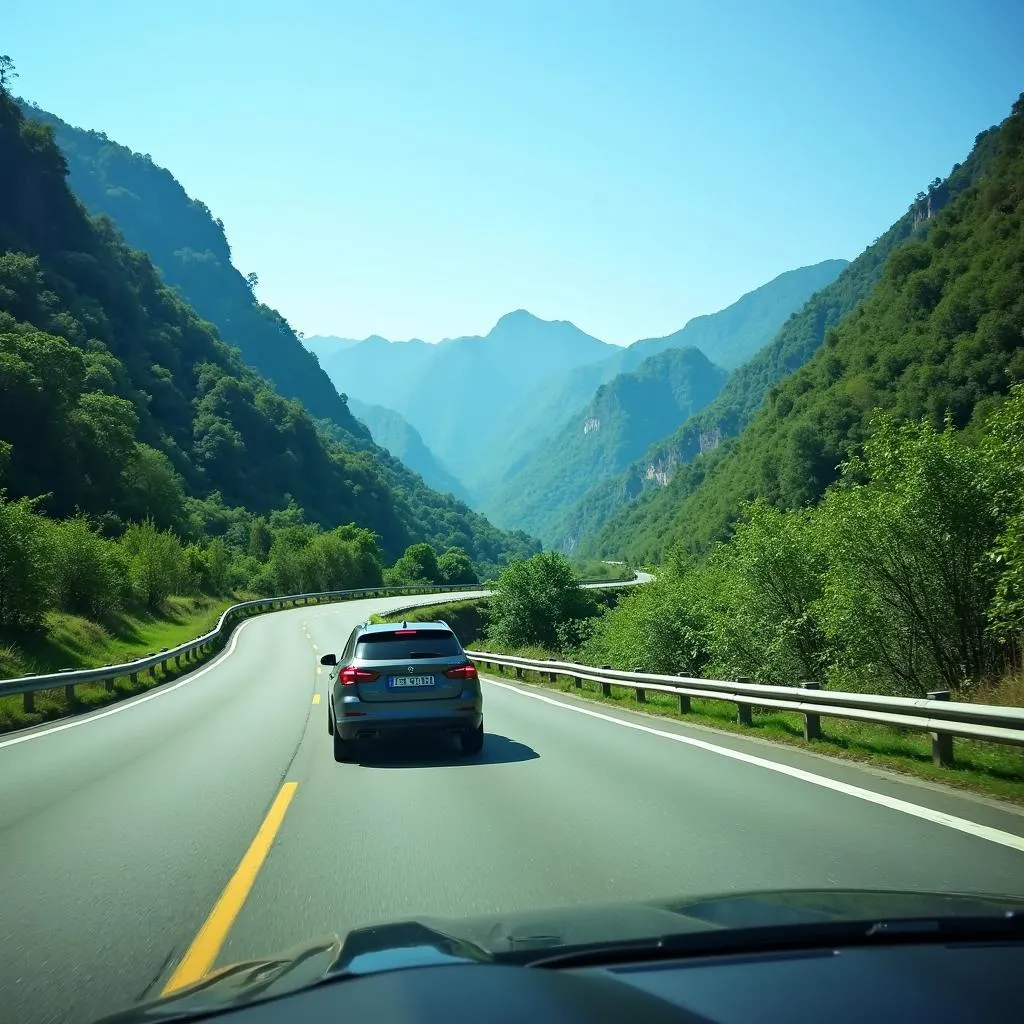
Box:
[1,584,1022,1024]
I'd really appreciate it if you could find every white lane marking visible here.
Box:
[485,677,1024,855]
[0,620,259,749]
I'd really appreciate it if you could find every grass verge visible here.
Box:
[478,658,1024,805]
[0,594,246,734]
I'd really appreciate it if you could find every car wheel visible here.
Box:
[460,721,484,756]
[327,699,334,735]
[333,730,355,763]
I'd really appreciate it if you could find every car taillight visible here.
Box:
[444,663,478,681]
[339,666,380,686]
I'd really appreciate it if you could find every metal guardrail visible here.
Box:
[0,584,485,714]
[465,652,1024,769]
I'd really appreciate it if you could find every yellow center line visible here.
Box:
[316,666,322,675]
[312,693,321,704]
[312,644,318,651]
[161,781,299,995]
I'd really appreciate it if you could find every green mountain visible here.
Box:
[485,347,728,544]
[578,96,1023,564]
[475,260,847,498]
[0,91,538,571]
[23,103,368,446]
[347,397,469,501]
[312,311,618,494]
[628,260,851,371]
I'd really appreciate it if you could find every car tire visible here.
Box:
[333,730,355,763]
[460,721,484,756]
[327,699,334,735]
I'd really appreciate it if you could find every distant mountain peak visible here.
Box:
[490,308,546,331]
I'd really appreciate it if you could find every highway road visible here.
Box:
[2,589,1024,1024]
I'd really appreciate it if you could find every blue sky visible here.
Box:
[5,0,1022,345]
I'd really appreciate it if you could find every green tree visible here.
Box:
[0,493,52,630]
[185,536,231,595]
[248,516,272,560]
[701,501,827,683]
[437,546,477,585]
[583,561,710,675]
[120,444,187,529]
[331,524,384,587]
[817,415,999,696]
[120,519,187,608]
[388,543,440,584]
[0,55,16,89]
[48,515,127,620]
[981,384,1024,638]
[487,552,596,651]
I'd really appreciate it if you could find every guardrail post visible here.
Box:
[601,667,612,697]
[927,690,955,767]
[633,669,646,703]
[515,666,523,679]
[105,678,114,692]
[736,678,753,725]
[573,674,582,689]
[130,671,138,685]
[24,691,35,713]
[58,668,75,704]
[677,674,691,714]
[801,682,822,741]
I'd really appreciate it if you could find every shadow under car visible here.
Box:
[345,732,540,769]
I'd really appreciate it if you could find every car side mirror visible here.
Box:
[320,653,337,666]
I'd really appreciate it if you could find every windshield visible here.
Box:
[2,5,1023,1024]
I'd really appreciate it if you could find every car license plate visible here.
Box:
[387,674,435,688]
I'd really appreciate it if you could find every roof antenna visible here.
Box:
[402,620,407,628]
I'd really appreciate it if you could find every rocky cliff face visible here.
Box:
[913,178,951,226]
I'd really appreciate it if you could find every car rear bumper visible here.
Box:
[335,706,483,740]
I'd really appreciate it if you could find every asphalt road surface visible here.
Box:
[2,589,1023,1024]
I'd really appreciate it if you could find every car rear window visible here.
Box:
[354,628,462,660]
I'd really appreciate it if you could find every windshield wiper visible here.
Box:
[528,913,1024,969]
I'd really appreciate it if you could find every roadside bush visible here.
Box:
[701,501,828,684]
[437,547,478,585]
[817,415,999,696]
[0,493,53,630]
[48,515,128,620]
[582,566,711,676]
[120,519,188,609]
[487,552,596,652]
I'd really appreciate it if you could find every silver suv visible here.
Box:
[321,620,484,761]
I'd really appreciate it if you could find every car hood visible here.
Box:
[99,888,1024,1022]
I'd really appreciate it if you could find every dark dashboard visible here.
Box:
[159,940,1023,1024]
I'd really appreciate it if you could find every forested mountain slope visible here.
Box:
[347,397,469,502]
[580,97,1024,563]
[313,311,618,493]
[24,103,369,447]
[474,261,847,500]
[485,347,727,543]
[0,90,537,571]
